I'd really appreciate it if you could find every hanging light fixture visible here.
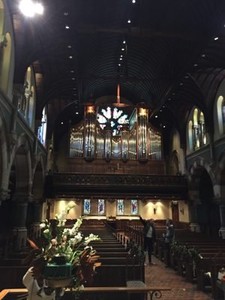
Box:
[113,84,129,108]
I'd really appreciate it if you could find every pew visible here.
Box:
[167,237,225,294]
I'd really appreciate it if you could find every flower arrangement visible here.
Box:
[27,204,101,289]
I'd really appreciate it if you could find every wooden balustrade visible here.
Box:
[0,286,171,300]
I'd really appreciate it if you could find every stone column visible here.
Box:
[11,198,28,252]
[29,201,42,240]
[219,204,225,239]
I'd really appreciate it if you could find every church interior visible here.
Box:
[1,0,225,299]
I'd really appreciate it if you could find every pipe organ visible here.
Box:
[70,103,161,161]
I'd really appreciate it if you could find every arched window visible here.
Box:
[37,107,47,147]
[187,107,207,152]
[18,66,36,130]
[222,98,225,134]
[217,95,225,135]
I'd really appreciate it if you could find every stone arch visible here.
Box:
[6,134,34,250]
[26,156,45,238]
[216,152,225,201]
[12,134,33,196]
[188,161,220,236]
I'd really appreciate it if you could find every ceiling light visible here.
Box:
[64,12,69,16]
[123,40,126,44]
[75,112,79,115]
[155,115,158,118]
[19,0,44,17]
[67,45,72,48]
[72,78,75,80]
[127,19,131,24]
[69,56,73,59]
[65,25,70,29]
[70,70,74,73]
[121,48,125,51]
[132,0,136,3]
[214,37,219,41]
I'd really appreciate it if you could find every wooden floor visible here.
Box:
[146,256,215,300]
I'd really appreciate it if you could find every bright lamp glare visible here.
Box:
[19,0,44,17]
[35,3,44,15]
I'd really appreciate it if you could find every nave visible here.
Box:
[1,221,224,300]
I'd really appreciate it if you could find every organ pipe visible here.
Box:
[84,104,96,161]
[137,103,149,162]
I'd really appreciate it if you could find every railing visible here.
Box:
[47,173,187,197]
[0,286,171,300]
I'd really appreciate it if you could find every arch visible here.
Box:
[10,134,33,196]
[188,164,220,236]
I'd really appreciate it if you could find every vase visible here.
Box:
[52,255,67,265]
[46,277,73,288]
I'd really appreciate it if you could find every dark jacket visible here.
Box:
[139,216,156,241]
[164,224,175,243]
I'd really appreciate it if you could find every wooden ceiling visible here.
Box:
[8,0,225,142]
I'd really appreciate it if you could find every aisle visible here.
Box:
[145,256,214,300]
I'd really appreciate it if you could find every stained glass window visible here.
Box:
[131,199,138,215]
[98,199,105,215]
[97,107,129,136]
[117,199,124,215]
[83,199,91,215]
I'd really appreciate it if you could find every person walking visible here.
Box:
[139,215,156,265]
[163,218,175,267]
